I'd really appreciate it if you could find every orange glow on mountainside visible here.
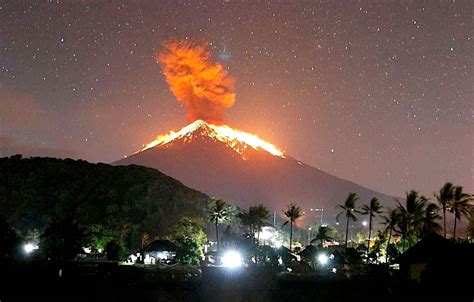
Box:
[137,119,285,159]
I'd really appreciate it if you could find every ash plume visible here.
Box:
[157,40,235,123]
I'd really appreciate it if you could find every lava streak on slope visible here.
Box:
[138,119,285,159]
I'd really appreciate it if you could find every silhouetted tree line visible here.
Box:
[0,155,212,261]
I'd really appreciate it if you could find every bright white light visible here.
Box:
[222,250,242,268]
[317,253,329,265]
[144,254,154,265]
[128,254,138,263]
[259,227,273,241]
[362,220,368,226]
[83,247,91,254]
[23,242,38,254]
[157,251,167,260]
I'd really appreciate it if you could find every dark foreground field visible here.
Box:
[1,261,469,302]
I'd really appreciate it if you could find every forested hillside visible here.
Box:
[0,155,211,250]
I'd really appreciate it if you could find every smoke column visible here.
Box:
[157,40,235,123]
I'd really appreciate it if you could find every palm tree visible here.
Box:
[283,203,302,252]
[450,186,473,240]
[249,205,271,245]
[434,182,455,238]
[382,208,400,263]
[395,190,427,250]
[421,203,442,237]
[336,192,359,252]
[468,209,474,238]
[209,199,229,251]
[311,225,334,247]
[382,208,399,247]
[361,197,383,253]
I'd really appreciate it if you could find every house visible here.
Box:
[396,233,455,282]
[142,240,177,265]
[299,244,318,262]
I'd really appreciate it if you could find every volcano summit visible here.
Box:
[115,120,397,223]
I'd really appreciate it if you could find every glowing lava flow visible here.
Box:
[138,120,285,159]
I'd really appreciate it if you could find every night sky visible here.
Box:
[0,1,472,197]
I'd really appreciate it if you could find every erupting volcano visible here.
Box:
[136,40,284,160]
[115,40,397,221]
[137,119,285,160]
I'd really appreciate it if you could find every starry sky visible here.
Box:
[0,1,472,197]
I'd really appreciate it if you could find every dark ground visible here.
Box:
[1,261,471,302]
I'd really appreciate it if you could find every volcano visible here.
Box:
[114,120,397,224]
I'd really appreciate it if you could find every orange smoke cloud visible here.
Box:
[157,40,235,123]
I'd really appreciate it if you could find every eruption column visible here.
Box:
[157,40,235,123]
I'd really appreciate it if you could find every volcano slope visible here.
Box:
[115,120,398,223]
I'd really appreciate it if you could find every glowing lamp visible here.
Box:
[23,242,38,254]
[317,253,328,265]
[222,250,242,268]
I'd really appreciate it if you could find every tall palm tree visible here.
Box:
[421,203,442,237]
[361,197,383,253]
[311,225,334,247]
[450,186,473,240]
[382,208,400,263]
[209,199,229,251]
[283,203,302,252]
[382,208,399,247]
[468,209,474,238]
[336,192,359,252]
[249,205,271,245]
[434,182,455,238]
[395,190,427,250]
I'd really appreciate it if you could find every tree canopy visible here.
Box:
[0,156,212,252]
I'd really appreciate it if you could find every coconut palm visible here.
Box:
[382,208,400,248]
[395,190,427,250]
[421,203,442,237]
[310,225,334,247]
[468,210,474,238]
[283,203,302,252]
[361,197,383,253]
[434,182,455,238]
[249,205,271,245]
[336,192,360,252]
[450,186,473,240]
[209,199,229,251]
[237,209,253,235]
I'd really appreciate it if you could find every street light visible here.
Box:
[23,242,38,254]
[317,253,329,265]
[362,220,368,227]
[222,250,242,269]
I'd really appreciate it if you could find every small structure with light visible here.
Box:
[221,250,242,268]
[142,240,177,265]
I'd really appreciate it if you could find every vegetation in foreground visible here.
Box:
[1,156,473,300]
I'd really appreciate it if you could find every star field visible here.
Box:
[0,1,472,196]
